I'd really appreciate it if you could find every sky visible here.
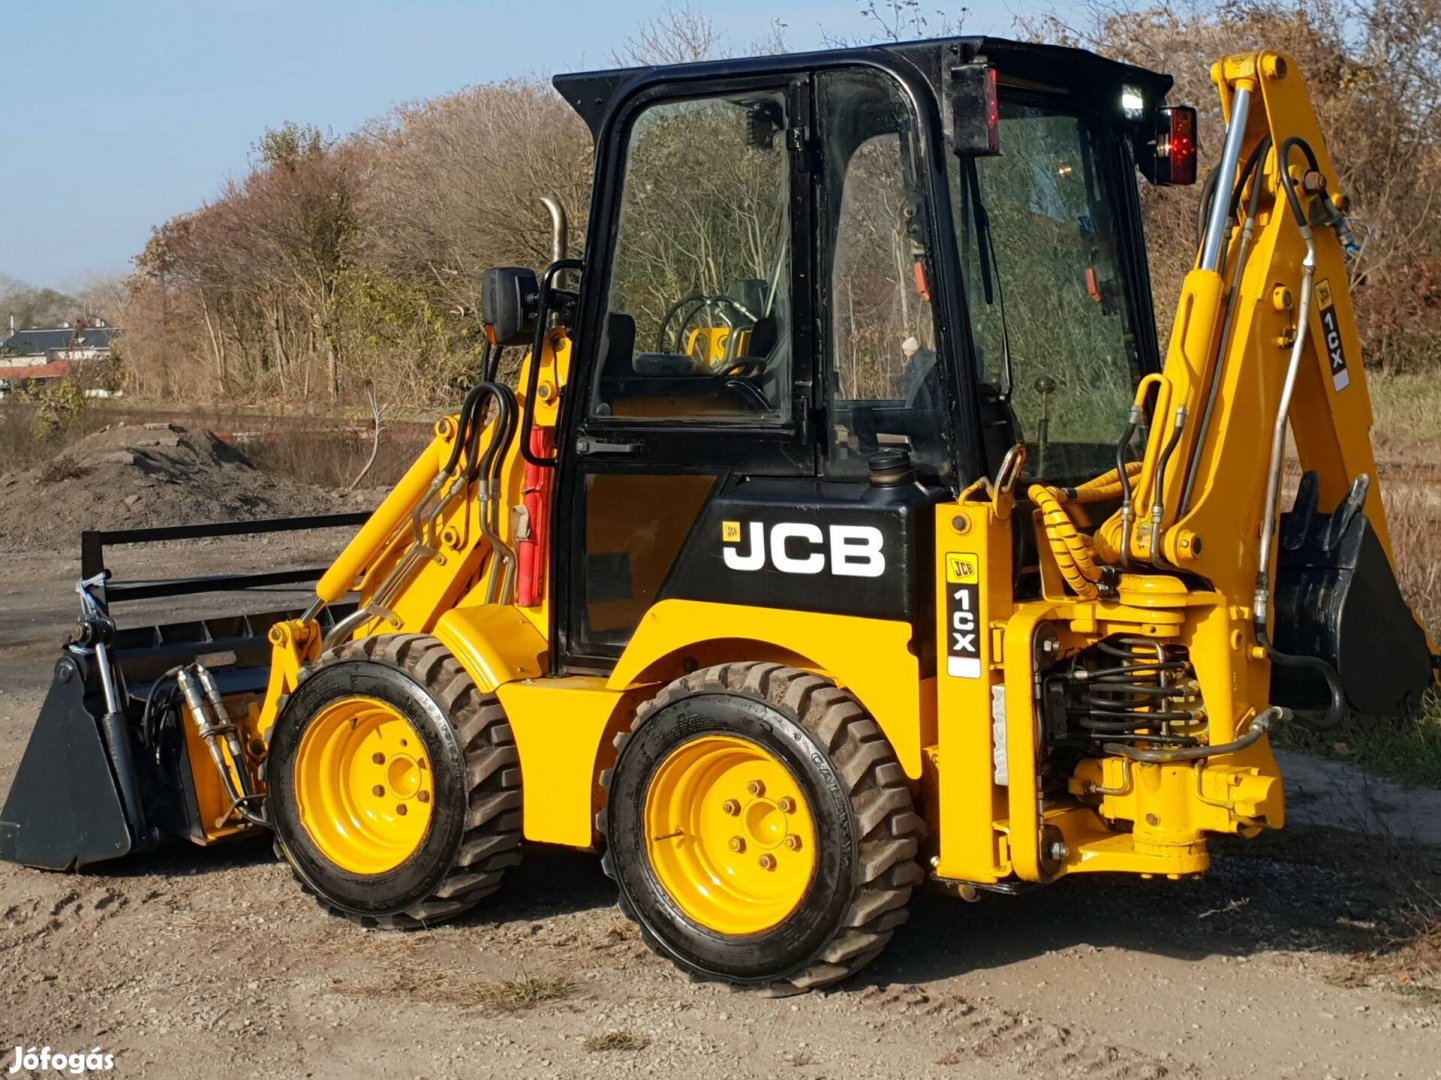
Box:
[1,0,1016,291]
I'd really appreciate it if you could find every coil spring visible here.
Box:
[1076,635,1205,745]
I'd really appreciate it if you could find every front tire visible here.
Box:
[268,633,523,928]
[601,662,924,992]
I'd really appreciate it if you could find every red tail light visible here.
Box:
[982,66,1001,156]
[1155,106,1197,186]
[949,62,1002,157]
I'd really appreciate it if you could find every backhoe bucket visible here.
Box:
[1271,472,1435,718]
[0,512,368,871]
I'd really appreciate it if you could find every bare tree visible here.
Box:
[611,4,724,65]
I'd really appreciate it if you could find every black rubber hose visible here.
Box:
[442,384,486,477]
[1257,621,1346,730]
[1114,413,1138,562]
[1195,166,1220,253]
[1277,136,1320,228]
[1227,136,1272,222]
[463,383,499,483]
[656,290,706,352]
[1194,135,1271,255]
[141,666,184,750]
[471,382,517,485]
[1104,707,1284,763]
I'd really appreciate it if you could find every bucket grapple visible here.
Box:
[0,514,365,870]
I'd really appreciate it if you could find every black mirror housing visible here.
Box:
[482,267,540,347]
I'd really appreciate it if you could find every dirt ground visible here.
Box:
[2,539,1439,1079]
[0,423,376,551]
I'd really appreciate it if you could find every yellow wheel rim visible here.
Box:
[294,697,435,875]
[643,735,817,935]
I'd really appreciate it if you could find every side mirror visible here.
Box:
[482,267,539,347]
[744,99,784,149]
[1140,106,1198,186]
[948,62,1001,157]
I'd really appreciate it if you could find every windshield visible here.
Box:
[950,99,1144,481]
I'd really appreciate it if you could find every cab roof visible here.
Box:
[553,35,1175,136]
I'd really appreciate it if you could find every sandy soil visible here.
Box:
[1,540,1438,1080]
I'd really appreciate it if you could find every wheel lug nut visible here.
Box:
[784,835,802,851]
[372,785,385,797]
[396,804,407,816]
[722,799,740,816]
[747,780,765,797]
[758,854,777,870]
[417,791,431,804]
[372,752,385,764]
[729,836,746,853]
[777,797,795,813]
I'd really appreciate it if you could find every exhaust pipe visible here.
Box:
[540,196,568,263]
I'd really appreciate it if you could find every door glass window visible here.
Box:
[593,91,792,423]
[820,70,949,482]
[951,102,1141,480]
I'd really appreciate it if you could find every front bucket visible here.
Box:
[0,653,132,870]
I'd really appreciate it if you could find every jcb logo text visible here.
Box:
[722,521,886,578]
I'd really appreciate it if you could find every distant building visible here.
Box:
[0,319,119,395]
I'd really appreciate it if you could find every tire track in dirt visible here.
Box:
[861,983,1193,1078]
[1,884,129,955]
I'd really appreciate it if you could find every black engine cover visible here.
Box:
[661,476,938,627]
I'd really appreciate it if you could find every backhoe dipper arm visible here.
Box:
[1112,51,1433,716]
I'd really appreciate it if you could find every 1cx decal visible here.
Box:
[945,552,981,678]
[721,520,886,577]
[1314,278,1350,391]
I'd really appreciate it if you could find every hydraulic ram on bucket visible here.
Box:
[0,512,367,870]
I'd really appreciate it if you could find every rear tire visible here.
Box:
[601,662,924,992]
[268,633,522,928]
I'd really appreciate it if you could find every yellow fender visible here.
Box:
[608,599,934,779]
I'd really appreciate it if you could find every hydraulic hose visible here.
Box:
[1254,222,1316,630]
[1061,460,1143,504]
[1147,406,1187,564]
[1104,706,1282,763]
[1029,484,1107,599]
[1257,622,1346,730]
[1031,461,1144,598]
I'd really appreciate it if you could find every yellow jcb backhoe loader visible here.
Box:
[4,37,1435,993]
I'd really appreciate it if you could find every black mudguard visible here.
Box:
[1271,472,1435,718]
[0,654,134,870]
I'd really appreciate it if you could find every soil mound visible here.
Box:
[0,423,373,550]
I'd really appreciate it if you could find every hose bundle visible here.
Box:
[1028,461,1142,599]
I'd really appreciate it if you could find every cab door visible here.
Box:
[556,76,815,666]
